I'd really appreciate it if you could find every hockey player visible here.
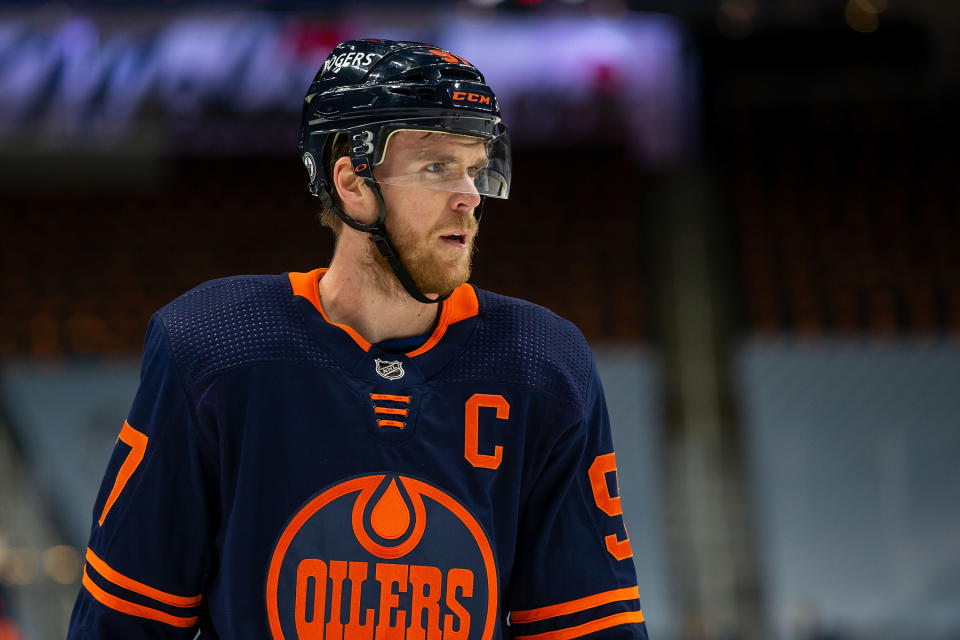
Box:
[68,39,648,640]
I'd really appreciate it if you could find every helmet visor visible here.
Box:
[344,117,511,199]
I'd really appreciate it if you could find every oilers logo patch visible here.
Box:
[266,474,498,640]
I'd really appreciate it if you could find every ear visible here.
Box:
[332,156,378,225]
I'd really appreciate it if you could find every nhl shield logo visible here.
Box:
[374,358,404,380]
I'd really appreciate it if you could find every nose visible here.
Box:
[451,172,482,210]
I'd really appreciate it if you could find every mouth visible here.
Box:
[439,232,469,248]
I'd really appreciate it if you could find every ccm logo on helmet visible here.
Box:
[451,91,491,106]
[323,52,382,74]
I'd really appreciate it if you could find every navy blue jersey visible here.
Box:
[68,269,648,640]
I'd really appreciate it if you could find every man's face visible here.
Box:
[370,130,487,296]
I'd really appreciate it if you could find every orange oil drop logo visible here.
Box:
[351,476,428,560]
[267,474,499,640]
[371,479,410,540]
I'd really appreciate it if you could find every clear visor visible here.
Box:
[346,118,510,199]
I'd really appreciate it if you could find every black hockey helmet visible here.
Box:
[299,39,511,202]
[298,39,511,304]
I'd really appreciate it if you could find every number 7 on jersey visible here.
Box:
[97,421,149,526]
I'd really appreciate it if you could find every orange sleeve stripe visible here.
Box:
[82,567,199,628]
[374,407,408,416]
[511,586,639,623]
[377,420,405,428]
[370,394,410,403]
[85,548,202,608]
[514,611,645,640]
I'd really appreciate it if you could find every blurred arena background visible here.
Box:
[1,0,959,638]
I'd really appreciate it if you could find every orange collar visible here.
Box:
[289,268,479,357]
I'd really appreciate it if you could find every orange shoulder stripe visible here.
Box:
[377,419,405,428]
[85,548,202,608]
[511,586,639,623]
[513,611,645,640]
[82,567,199,628]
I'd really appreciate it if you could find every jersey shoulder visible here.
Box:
[441,287,595,414]
[154,273,335,388]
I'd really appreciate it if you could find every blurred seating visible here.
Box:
[0,149,648,357]
[726,101,960,336]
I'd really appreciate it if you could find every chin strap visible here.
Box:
[319,182,452,305]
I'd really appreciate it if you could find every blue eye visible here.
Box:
[425,163,445,174]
